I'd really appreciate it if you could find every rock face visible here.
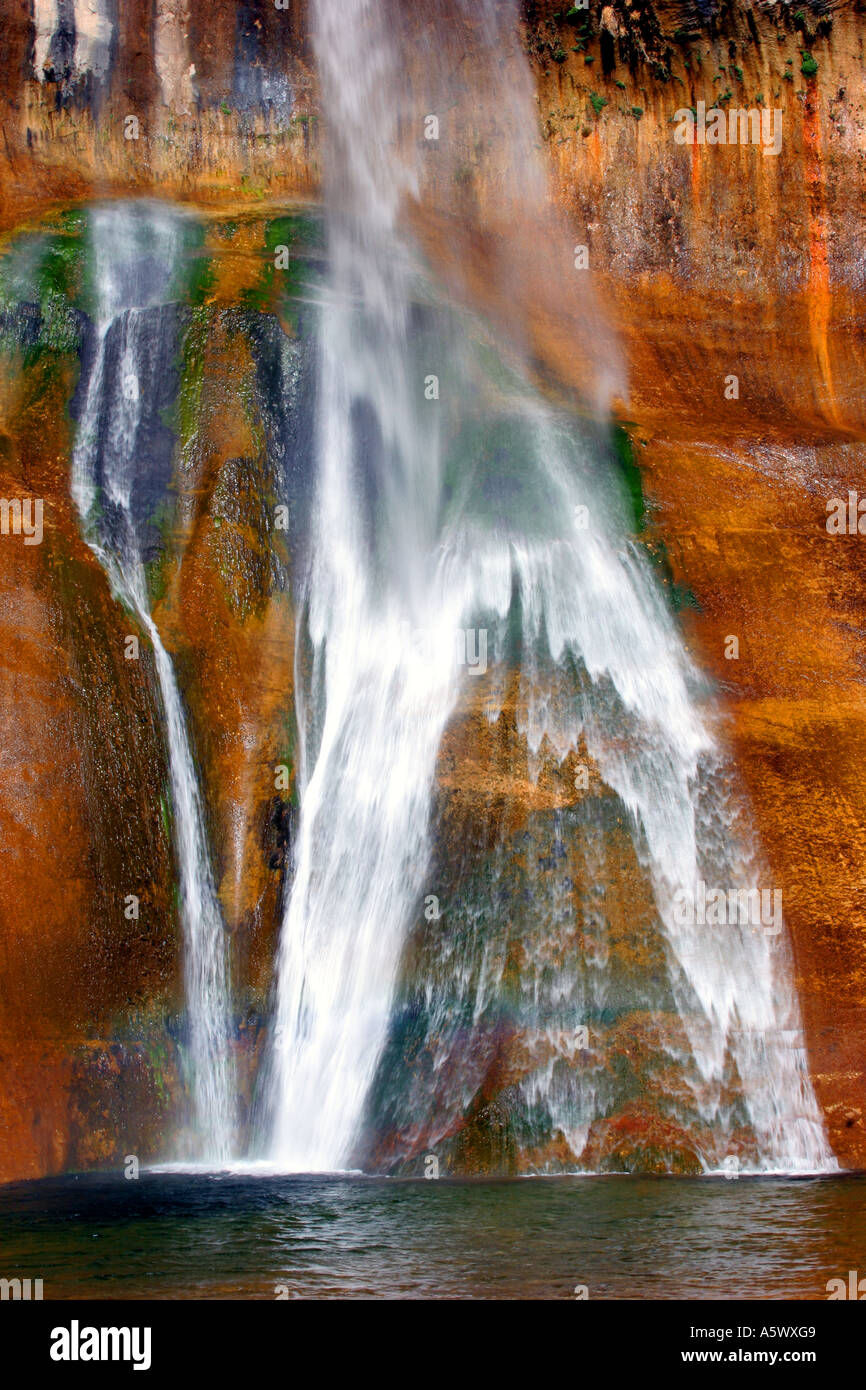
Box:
[0,285,181,1177]
[0,0,865,1179]
[0,208,316,1177]
[0,0,318,224]
[414,0,866,1171]
[528,0,866,1171]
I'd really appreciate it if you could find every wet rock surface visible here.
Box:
[0,1,864,1177]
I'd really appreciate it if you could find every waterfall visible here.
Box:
[264,0,833,1175]
[71,203,235,1163]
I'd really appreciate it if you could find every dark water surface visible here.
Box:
[0,1172,863,1300]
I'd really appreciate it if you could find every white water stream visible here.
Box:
[71,204,235,1163]
[264,0,832,1173]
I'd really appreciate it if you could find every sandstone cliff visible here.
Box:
[0,0,864,1177]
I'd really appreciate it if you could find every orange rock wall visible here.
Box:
[0,0,865,1177]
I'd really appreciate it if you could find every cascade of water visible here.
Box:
[264,0,833,1173]
[71,203,235,1163]
[364,393,832,1173]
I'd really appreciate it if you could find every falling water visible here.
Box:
[71,203,235,1162]
[265,0,832,1173]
